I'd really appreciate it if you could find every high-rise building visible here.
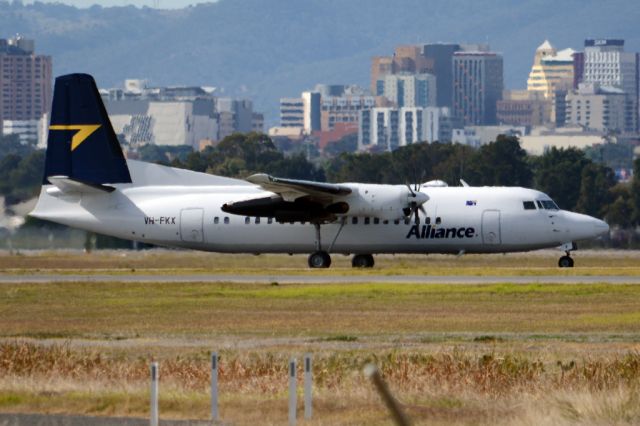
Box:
[583,39,638,100]
[370,46,434,96]
[565,82,638,134]
[452,52,503,125]
[358,106,452,151]
[279,98,304,128]
[422,43,461,109]
[0,36,52,142]
[381,73,436,108]
[527,40,575,99]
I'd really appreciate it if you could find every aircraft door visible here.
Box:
[180,208,204,243]
[481,210,501,245]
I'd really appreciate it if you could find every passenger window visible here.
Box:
[255,217,260,224]
[267,217,273,224]
[364,217,370,225]
[224,217,229,224]
[373,218,380,225]
[404,218,410,225]
[383,220,389,225]
[435,217,441,225]
[245,217,250,224]
[523,201,536,210]
[426,217,431,225]
[352,217,358,225]
[394,219,400,225]
[214,217,219,224]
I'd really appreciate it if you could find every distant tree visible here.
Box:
[531,147,591,210]
[584,142,634,172]
[171,132,323,180]
[575,162,616,218]
[323,133,358,157]
[631,158,640,227]
[465,135,533,186]
[606,184,634,228]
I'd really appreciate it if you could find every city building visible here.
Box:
[370,45,434,95]
[107,98,218,149]
[451,125,526,147]
[313,122,359,152]
[452,51,504,125]
[583,39,638,101]
[381,73,437,108]
[519,126,604,155]
[320,94,377,131]
[565,82,638,134]
[527,40,575,99]
[422,43,461,108]
[0,36,52,145]
[358,106,452,151]
[102,80,262,148]
[497,90,551,127]
[279,98,304,128]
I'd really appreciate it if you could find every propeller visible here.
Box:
[405,182,428,225]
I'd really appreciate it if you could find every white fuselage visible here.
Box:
[30,161,608,255]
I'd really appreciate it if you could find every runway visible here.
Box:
[1,273,639,284]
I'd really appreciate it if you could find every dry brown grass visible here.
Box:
[2,341,640,425]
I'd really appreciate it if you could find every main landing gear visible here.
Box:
[308,223,331,268]
[307,222,375,268]
[352,254,374,268]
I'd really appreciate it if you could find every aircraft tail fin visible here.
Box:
[43,73,132,186]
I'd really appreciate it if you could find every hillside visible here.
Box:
[1,0,639,122]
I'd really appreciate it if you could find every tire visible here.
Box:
[308,251,331,268]
[558,255,574,268]
[352,254,374,268]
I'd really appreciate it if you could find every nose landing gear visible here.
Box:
[558,254,574,268]
[558,242,577,268]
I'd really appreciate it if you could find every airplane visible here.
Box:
[30,74,610,268]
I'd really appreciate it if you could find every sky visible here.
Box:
[21,0,213,8]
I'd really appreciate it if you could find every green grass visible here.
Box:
[3,281,640,339]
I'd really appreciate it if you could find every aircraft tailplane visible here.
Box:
[43,73,132,186]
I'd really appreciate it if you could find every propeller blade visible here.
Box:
[405,183,415,197]
[419,205,426,215]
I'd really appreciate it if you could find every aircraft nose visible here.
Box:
[592,218,609,236]
[563,211,609,240]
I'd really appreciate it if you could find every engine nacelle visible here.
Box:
[337,184,411,221]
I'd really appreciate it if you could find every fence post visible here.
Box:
[304,353,312,420]
[150,362,159,426]
[211,352,219,421]
[289,358,297,426]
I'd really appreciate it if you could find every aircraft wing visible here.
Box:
[246,173,352,202]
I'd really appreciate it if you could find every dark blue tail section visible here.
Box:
[43,73,132,185]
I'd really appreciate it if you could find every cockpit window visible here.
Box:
[536,200,543,209]
[538,199,559,210]
[543,200,559,210]
[523,201,536,210]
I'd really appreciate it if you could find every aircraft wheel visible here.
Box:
[558,255,574,268]
[352,254,374,268]
[308,251,331,268]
